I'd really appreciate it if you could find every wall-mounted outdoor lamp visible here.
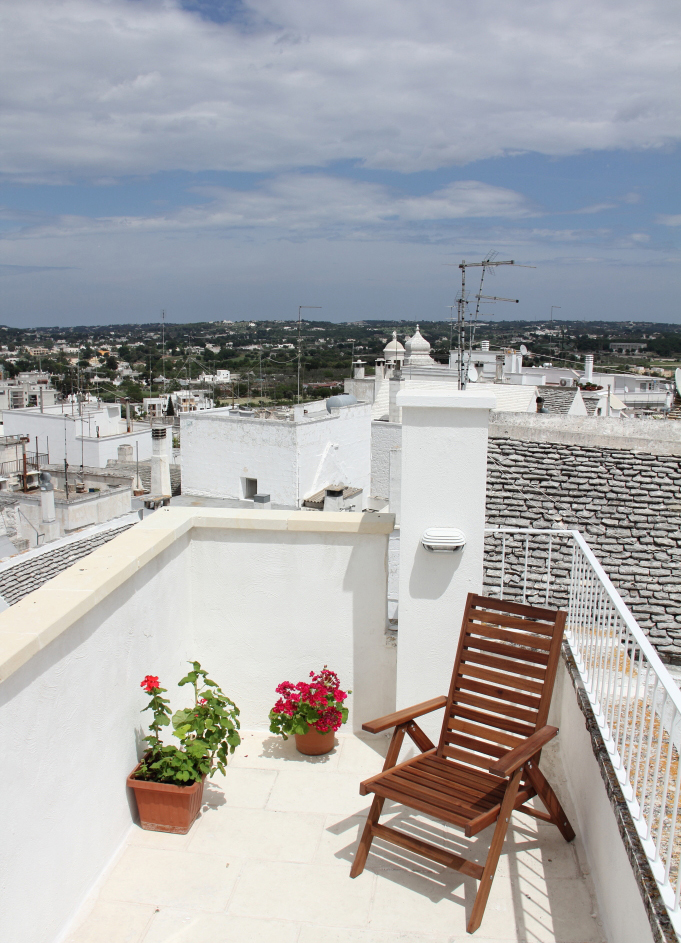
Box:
[421,528,466,553]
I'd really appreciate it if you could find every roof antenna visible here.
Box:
[445,254,534,389]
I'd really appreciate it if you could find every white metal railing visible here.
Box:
[484,527,681,930]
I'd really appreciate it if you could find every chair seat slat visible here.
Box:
[370,781,470,827]
[391,770,493,817]
[419,756,506,794]
[396,764,503,808]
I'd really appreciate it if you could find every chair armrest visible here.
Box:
[362,696,448,734]
[488,725,558,777]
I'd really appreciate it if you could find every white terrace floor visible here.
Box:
[65,733,606,943]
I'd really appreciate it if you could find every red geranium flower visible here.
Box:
[141,675,159,693]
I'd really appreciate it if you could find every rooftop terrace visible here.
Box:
[0,389,676,943]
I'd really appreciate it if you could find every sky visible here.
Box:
[0,0,680,327]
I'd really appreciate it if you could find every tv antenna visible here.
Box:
[445,254,534,389]
[297,306,321,403]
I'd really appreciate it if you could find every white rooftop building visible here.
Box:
[181,397,371,508]
[1,403,153,468]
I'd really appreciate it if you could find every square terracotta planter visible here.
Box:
[127,760,206,834]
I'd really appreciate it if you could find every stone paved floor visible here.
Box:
[65,733,605,943]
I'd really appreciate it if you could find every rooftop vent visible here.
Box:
[421,528,466,553]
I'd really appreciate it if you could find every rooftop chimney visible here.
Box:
[584,354,594,383]
[323,485,345,512]
[353,360,366,379]
[481,340,490,352]
[150,426,171,498]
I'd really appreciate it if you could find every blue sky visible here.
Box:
[1,0,679,326]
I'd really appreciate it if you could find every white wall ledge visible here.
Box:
[0,508,394,684]
[397,389,497,409]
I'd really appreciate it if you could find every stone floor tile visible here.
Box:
[142,910,300,943]
[127,824,193,852]
[509,876,604,943]
[229,730,341,770]
[202,766,278,809]
[266,767,372,816]
[188,806,325,862]
[100,846,240,912]
[229,860,375,927]
[336,733,392,774]
[64,900,156,943]
[368,866,487,938]
[298,927,451,943]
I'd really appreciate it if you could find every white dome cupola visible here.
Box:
[383,330,405,362]
[404,325,435,366]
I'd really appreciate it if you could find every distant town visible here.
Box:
[1,318,680,409]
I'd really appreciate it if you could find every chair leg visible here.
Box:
[467,766,523,935]
[350,794,385,877]
[350,723,407,879]
[525,759,575,842]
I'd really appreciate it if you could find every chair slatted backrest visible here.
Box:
[437,593,566,769]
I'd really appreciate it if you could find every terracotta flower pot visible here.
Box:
[127,760,206,834]
[295,729,335,755]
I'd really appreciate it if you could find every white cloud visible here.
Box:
[1,0,679,179]
[4,174,537,239]
[656,214,681,226]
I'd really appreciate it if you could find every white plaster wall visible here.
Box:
[395,389,495,742]
[79,428,153,466]
[1,408,153,467]
[297,403,371,505]
[190,525,392,730]
[16,489,131,542]
[547,660,655,943]
[182,404,371,507]
[0,510,393,943]
[181,410,299,505]
[370,420,402,501]
[0,535,194,943]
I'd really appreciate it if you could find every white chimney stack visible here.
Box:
[353,360,365,379]
[323,486,345,512]
[150,427,171,498]
[481,340,490,352]
[39,472,56,523]
[584,354,594,382]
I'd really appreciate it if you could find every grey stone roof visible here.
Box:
[485,436,681,659]
[0,520,136,606]
[536,386,579,414]
[104,460,182,496]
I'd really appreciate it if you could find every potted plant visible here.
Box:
[269,667,350,755]
[128,662,241,833]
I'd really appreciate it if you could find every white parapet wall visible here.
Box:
[0,508,394,943]
[547,659,655,943]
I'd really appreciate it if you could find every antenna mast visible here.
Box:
[448,255,531,389]
[296,306,321,403]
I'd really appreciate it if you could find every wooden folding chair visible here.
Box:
[350,592,575,934]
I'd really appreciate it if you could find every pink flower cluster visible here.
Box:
[272,668,348,733]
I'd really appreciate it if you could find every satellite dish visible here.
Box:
[467,364,479,383]
[519,345,528,356]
